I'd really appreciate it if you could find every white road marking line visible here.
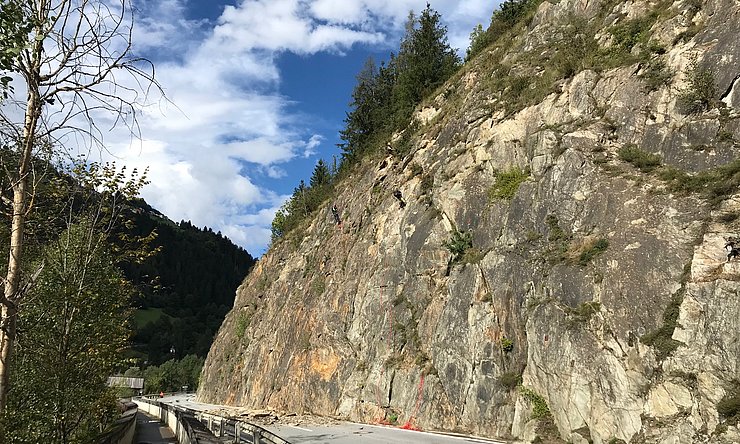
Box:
[288,425,314,432]
[349,423,506,443]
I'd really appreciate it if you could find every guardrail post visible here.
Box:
[253,428,262,444]
[234,423,240,443]
[219,418,224,437]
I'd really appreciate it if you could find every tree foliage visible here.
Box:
[0,0,31,97]
[140,355,204,394]
[339,4,459,165]
[3,221,130,443]
[310,159,332,188]
[466,24,489,61]
[0,0,161,416]
[393,4,460,122]
[0,160,150,443]
[271,160,336,242]
[274,4,462,242]
[339,58,382,161]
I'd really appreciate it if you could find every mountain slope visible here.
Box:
[122,202,256,363]
[199,0,740,442]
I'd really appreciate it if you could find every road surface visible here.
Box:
[266,423,505,444]
[159,394,506,444]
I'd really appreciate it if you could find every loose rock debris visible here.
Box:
[202,407,342,427]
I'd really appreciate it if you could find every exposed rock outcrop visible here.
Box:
[199,0,740,442]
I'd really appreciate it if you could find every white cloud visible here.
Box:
[98,0,500,255]
[304,134,323,157]
[264,165,288,179]
[133,0,209,56]
[210,0,385,54]
[309,0,366,24]
[223,139,296,165]
[222,224,273,256]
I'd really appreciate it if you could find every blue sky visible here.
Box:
[109,0,498,255]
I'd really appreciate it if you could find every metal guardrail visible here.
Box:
[180,413,222,443]
[194,409,291,444]
[136,397,221,444]
[135,397,291,444]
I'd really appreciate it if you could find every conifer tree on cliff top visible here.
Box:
[310,159,332,189]
[393,3,461,125]
[340,4,460,162]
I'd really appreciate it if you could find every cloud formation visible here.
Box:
[109,0,497,254]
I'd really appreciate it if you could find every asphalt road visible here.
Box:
[265,423,505,444]
[158,394,506,444]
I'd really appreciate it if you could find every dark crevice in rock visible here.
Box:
[387,370,395,406]
[720,74,740,101]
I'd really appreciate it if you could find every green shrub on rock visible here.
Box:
[520,386,551,420]
[499,371,522,389]
[490,167,529,200]
[500,337,514,353]
[444,229,473,263]
[677,59,717,114]
[717,382,740,421]
[618,145,662,172]
[640,291,684,360]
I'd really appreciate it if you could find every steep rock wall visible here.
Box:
[199,0,740,442]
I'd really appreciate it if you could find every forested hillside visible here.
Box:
[0,156,255,366]
[122,201,256,364]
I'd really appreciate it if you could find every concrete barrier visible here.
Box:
[96,406,137,444]
[133,397,291,444]
[135,398,222,444]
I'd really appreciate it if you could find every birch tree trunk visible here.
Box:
[0,30,43,413]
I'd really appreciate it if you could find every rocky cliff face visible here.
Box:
[199,0,740,442]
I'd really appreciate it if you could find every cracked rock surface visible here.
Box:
[199,0,740,442]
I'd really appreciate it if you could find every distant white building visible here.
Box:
[107,376,144,390]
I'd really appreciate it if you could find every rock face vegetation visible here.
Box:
[199,0,740,442]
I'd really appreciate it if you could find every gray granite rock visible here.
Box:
[199,0,740,442]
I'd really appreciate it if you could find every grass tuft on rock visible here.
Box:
[499,371,522,390]
[578,238,609,265]
[640,290,684,360]
[618,145,662,173]
[566,301,601,325]
[490,167,529,201]
[235,311,252,340]
[658,159,740,205]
